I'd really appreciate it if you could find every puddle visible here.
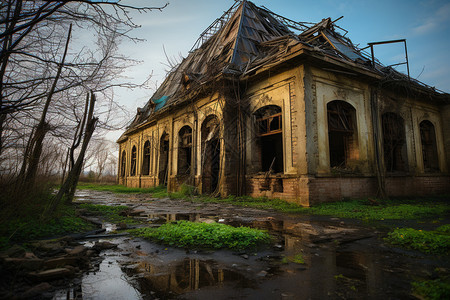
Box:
[53,255,142,300]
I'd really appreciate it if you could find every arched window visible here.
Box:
[327,101,358,168]
[159,133,169,186]
[178,125,192,175]
[120,150,126,177]
[130,146,137,176]
[201,115,220,194]
[382,113,407,172]
[254,105,283,173]
[420,120,439,172]
[142,140,151,175]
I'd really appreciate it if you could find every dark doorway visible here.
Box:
[178,126,193,177]
[159,133,169,186]
[201,116,220,194]
[382,113,407,172]
[327,100,358,169]
[420,120,439,172]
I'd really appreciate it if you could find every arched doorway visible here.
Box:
[327,100,358,169]
[201,115,220,194]
[420,120,439,172]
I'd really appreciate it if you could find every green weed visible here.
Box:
[385,228,450,254]
[130,220,271,250]
[0,205,94,248]
[280,253,305,264]
[412,277,450,300]
[190,196,449,220]
[436,224,450,234]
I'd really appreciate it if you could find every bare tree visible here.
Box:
[0,0,167,211]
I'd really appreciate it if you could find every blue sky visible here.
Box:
[109,0,450,139]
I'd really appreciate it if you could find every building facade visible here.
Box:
[118,1,450,206]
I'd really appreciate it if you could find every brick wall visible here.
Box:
[245,174,450,206]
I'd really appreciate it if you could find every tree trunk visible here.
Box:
[45,91,97,215]
[22,24,72,190]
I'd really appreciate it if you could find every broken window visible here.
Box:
[159,133,169,186]
[130,146,137,176]
[327,100,358,168]
[178,126,193,176]
[420,120,439,172]
[142,140,151,176]
[382,112,407,172]
[120,150,126,177]
[254,105,283,173]
[201,115,220,194]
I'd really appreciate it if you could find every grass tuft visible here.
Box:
[130,220,271,250]
[385,228,450,254]
[412,277,450,300]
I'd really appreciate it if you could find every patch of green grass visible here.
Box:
[0,205,94,249]
[78,203,138,224]
[436,224,450,234]
[189,196,449,220]
[385,228,450,254]
[130,220,271,250]
[77,182,168,196]
[412,277,450,300]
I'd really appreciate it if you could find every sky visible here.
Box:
[107,0,450,141]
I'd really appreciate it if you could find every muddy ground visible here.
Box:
[6,190,450,299]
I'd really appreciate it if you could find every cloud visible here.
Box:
[413,2,450,35]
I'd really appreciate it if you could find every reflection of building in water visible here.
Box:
[147,213,201,223]
[250,217,388,298]
[134,258,247,295]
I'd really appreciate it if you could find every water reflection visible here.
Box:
[53,256,142,300]
[125,258,253,298]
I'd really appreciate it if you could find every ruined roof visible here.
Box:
[121,0,448,138]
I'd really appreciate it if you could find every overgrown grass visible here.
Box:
[412,277,450,300]
[189,195,449,221]
[0,190,95,250]
[130,220,271,250]
[77,182,168,195]
[385,227,450,254]
[78,203,138,224]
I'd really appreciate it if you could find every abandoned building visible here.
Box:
[117,0,450,206]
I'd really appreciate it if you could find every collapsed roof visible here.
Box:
[123,0,448,136]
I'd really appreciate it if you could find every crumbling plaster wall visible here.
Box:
[441,105,450,172]
[310,67,373,176]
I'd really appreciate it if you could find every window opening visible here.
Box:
[327,101,358,169]
[254,105,283,173]
[159,133,169,186]
[130,146,137,176]
[420,120,439,172]
[142,140,151,175]
[120,150,126,177]
[382,112,407,172]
